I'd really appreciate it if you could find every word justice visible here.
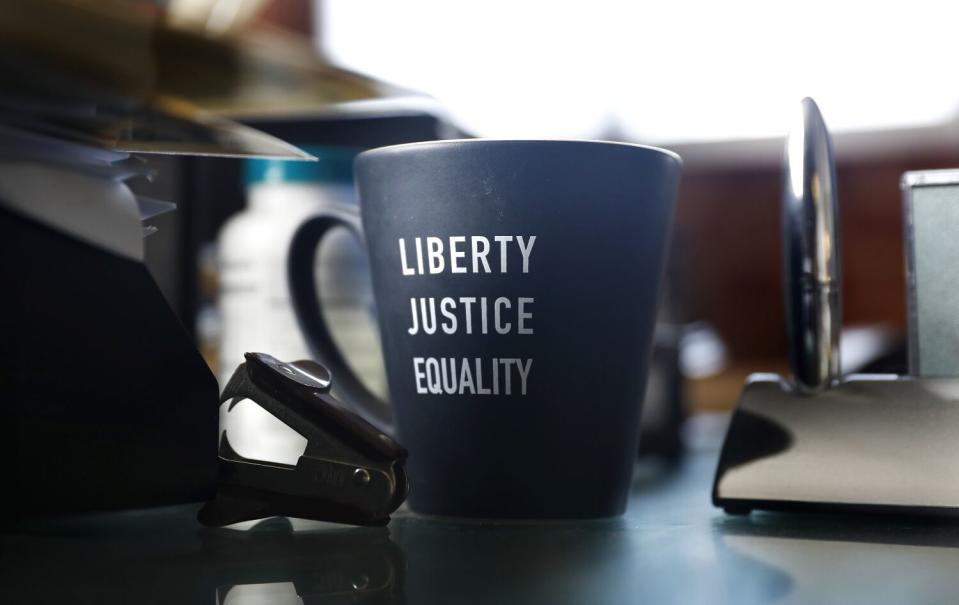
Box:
[407,296,534,335]
[413,357,533,396]
[399,235,536,275]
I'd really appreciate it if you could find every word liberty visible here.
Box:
[401,234,536,397]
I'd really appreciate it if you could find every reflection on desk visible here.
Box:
[3,450,959,604]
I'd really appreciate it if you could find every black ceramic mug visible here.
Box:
[289,139,680,519]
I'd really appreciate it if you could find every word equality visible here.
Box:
[413,357,533,396]
[408,296,533,335]
[399,235,536,275]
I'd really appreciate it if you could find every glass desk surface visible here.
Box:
[4,446,959,604]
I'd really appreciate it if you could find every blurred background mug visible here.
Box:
[289,139,681,518]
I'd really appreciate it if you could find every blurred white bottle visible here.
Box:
[217,146,386,464]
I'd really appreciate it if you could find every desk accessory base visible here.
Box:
[713,374,959,517]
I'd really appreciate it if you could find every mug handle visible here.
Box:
[287,211,394,435]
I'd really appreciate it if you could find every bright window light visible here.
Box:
[322,0,959,143]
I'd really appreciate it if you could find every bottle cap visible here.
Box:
[245,145,362,187]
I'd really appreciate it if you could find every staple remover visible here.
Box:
[198,352,409,527]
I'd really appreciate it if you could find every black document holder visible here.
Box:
[1,208,218,515]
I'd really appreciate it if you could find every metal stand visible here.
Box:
[712,99,959,516]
